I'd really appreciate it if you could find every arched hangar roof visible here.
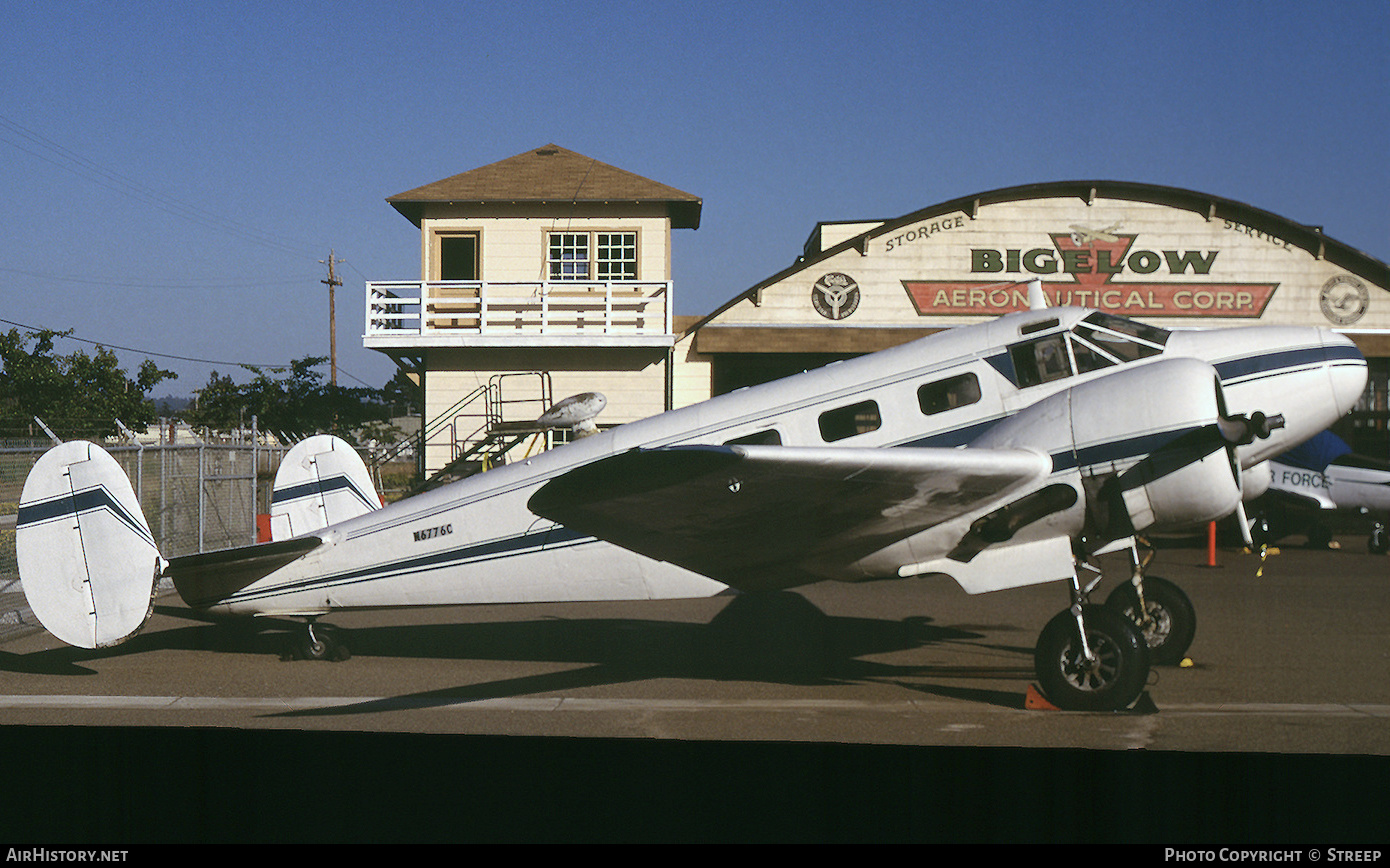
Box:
[687,180,1390,334]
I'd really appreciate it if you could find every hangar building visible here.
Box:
[364,147,1390,478]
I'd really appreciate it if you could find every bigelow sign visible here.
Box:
[904,228,1277,318]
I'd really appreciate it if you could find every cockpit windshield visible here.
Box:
[1006,312,1170,388]
[1070,312,1169,364]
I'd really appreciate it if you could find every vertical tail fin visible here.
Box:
[15,441,161,648]
[268,434,381,540]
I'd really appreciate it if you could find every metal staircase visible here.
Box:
[389,372,557,494]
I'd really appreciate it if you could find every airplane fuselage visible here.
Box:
[179,307,1366,616]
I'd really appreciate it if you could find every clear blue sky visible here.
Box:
[2,0,1386,396]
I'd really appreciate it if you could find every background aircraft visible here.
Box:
[14,281,1367,711]
[1250,429,1390,553]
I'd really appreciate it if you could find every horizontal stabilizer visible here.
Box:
[528,444,1051,591]
[15,441,161,648]
[269,434,380,540]
[166,536,323,611]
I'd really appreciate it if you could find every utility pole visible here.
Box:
[321,250,344,387]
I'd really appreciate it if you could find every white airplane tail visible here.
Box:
[268,434,381,540]
[14,434,377,649]
[15,441,162,649]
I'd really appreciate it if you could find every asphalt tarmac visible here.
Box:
[1,538,1386,844]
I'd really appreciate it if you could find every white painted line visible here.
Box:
[0,694,1387,716]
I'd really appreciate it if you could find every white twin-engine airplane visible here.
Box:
[14,280,1367,711]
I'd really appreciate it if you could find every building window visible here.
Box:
[548,231,637,281]
[548,233,590,280]
[597,233,637,280]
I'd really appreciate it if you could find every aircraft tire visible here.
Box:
[1105,575,1196,666]
[1034,605,1150,712]
[291,628,348,662]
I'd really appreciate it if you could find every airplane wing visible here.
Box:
[527,444,1052,592]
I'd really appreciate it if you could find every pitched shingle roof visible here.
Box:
[387,144,701,228]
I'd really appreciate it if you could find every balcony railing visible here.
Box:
[364,280,673,345]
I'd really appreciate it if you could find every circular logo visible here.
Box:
[811,273,860,320]
[1320,275,1369,326]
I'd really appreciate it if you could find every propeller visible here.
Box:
[1213,377,1285,546]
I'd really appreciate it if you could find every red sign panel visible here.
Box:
[902,232,1277,317]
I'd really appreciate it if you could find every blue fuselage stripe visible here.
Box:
[200,525,593,607]
[1215,344,1359,381]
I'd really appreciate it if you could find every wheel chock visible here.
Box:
[1025,684,1059,710]
[1025,685,1159,713]
[1129,692,1159,714]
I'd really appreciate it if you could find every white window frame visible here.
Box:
[548,232,590,280]
[596,232,638,281]
[547,230,638,281]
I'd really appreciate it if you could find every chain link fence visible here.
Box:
[1,440,291,631]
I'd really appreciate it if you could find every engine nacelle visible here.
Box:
[973,357,1243,545]
[1242,460,1272,503]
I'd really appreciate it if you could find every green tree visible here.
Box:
[380,368,422,416]
[0,328,175,439]
[184,356,392,443]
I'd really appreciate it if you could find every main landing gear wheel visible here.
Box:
[1034,605,1150,712]
[1105,575,1196,666]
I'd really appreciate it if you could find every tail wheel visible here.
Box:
[1369,524,1388,555]
[287,624,351,662]
[1035,605,1150,711]
[1105,575,1196,666]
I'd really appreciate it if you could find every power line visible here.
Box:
[0,266,322,291]
[0,111,324,260]
[0,315,291,368]
[0,315,383,389]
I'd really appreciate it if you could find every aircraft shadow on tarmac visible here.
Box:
[0,592,1041,714]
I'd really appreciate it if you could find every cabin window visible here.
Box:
[918,373,982,416]
[819,400,881,442]
[725,429,782,446]
[1010,335,1073,388]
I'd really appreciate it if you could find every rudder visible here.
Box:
[268,434,380,540]
[15,441,162,648]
